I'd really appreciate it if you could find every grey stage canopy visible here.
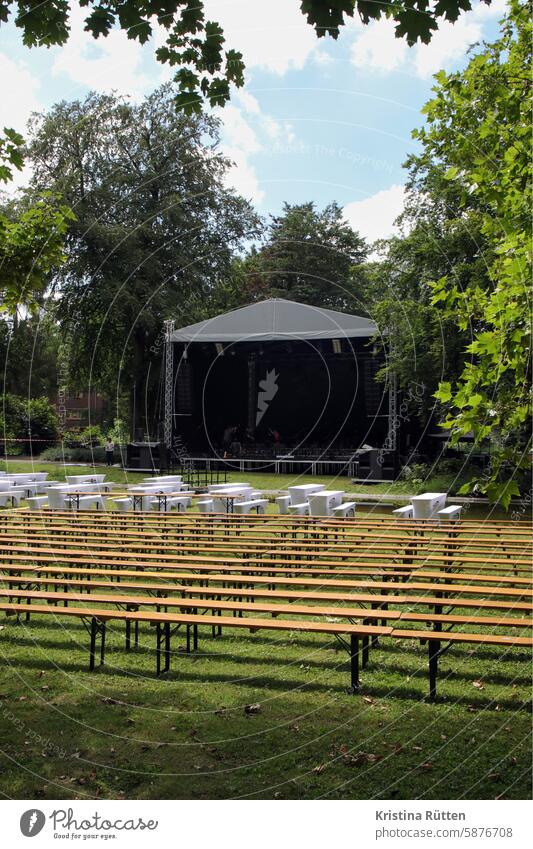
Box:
[170,298,378,343]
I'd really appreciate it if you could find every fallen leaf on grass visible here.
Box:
[362,696,375,705]
[312,764,326,774]
[419,762,433,770]
[472,680,485,690]
[343,751,383,767]
[244,703,261,715]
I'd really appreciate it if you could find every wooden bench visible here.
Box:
[0,597,529,698]
[391,627,532,699]
[2,525,529,568]
[1,550,530,595]
[1,536,529,575]
[0,600,391,689]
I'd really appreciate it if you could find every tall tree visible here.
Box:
[241,202,367,310]
[0,134,74,312]
[405,0,531,504]
[0,311,60,397]
[361,157,493,417]
[0,1,496,112]
[27,85,260,432]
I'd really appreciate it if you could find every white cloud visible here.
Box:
[0,51,42,189]
[51,7,149,98]
[343,184,406,244]
[0,52,41,133]
[350,0,508,78]
[222,145,265,203]
[351,19,408,73]
[204,0,318,74]
[413,15,483,77]
[218,88,295,205]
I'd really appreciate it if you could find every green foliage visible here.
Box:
[0,313,61,396]
[108,418,129,444]
[361,206,488,420]
[240,202,367,309]
[0,194,75,311]
[0,133,74,312]
[65,424,104,447]
[40,444,107,462]
[399,461,431,485]
[1,394,60,446]
[0,127,24,183]
[1,1,493,111]
[414,0,531,503]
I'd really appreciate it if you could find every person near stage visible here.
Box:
[105,436,115,466]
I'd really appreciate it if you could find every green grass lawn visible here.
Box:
[0,459,530,799]
[0,615,530,800]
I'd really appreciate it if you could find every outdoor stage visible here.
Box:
[162,299,401,478]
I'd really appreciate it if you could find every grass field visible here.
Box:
[0,459,530,800]
[0,614,531,800]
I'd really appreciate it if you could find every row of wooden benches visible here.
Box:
[4,508,532,539]
[1,512,530,699]
[0,541,529,583]
[1,521,530,565]
[1,552,531,599]
[1,579,530,698]
[2,553,531,676]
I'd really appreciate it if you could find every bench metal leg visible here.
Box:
[89,617,106,671]
[349,634,359,693]
[362,634,369,669]
[156,621,171,675]
[428,639,440,701]
[100,622,106,665]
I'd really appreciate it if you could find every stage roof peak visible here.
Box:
[169,298,379,343]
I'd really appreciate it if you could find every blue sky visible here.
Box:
[0,0,506,243]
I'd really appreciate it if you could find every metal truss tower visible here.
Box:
[163,320,175,448]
